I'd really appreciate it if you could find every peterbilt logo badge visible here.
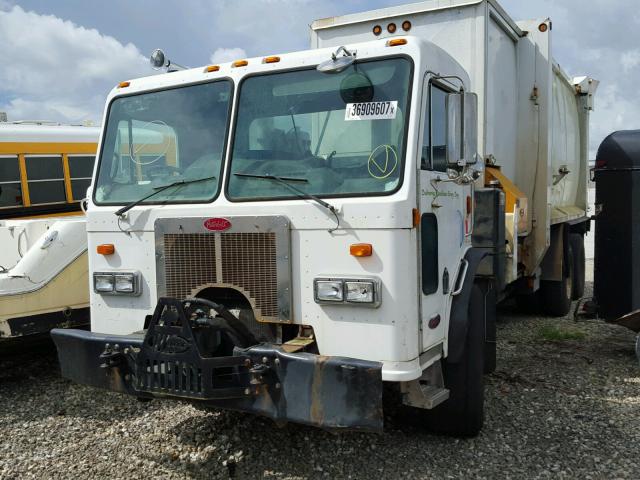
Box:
[203,218,231,231]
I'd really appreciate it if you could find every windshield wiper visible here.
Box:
[234,172,340,232]
[115,175,216,217]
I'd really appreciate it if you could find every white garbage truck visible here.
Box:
[52,0,597,435]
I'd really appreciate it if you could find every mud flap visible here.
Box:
[447,248,487,363]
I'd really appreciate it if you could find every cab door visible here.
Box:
[418,78,471,353]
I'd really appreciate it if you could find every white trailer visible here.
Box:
[52,0,596,435]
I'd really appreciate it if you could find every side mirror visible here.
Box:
[446,92,478,166]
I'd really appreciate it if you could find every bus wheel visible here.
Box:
[425,284,485,437]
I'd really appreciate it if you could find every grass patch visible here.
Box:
[538,324,587,341]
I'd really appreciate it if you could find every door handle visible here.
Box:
[451,259,469,296]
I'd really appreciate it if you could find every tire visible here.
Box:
[515,292,540,314]
[570,233,586,300]
[425,284,485,437]
[540,242,574,317]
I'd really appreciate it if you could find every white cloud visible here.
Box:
[621,50,640,74]
[0,5,149,124]
[209,47,247,64]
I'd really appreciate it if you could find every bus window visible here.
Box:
[25,155,67,205]
[68,155,95,201]
[0,155,23,208]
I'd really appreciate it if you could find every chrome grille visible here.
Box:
[220,233,278,318]
[156,216,291,323]
[164,234,217,300]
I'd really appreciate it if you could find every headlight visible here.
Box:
[315,280,344,302]
[93,272,141,296]
[314,276,380,307]
[114,273,136,293]
[345,281,375,303]
[93,273,114,292]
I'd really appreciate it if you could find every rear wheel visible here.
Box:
[424,284,485,437]
[541,242,574,317]
[570,233,586,300]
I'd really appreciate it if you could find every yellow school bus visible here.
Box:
[0,122,99,219]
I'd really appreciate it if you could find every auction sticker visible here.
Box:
[345,101,398,121]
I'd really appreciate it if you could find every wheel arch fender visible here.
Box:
[447,247,487,363]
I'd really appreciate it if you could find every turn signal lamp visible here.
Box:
[232,60,249,67]
[97,244,115,255]
[387,38,407,47]
[204,65,220,72]
[263,56,280,64]
[117,81,130,88]
[412,208,420,228]
[350,243,373,257]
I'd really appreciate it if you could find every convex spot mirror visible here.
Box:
[446,91,478,166]
[340,72,374,103]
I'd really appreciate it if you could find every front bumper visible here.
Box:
[51,300,383,431]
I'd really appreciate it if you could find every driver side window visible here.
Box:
[421,84,448,172]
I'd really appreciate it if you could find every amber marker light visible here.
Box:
[538,22,548,32]
[412,208,420,228]
[117,81,130,88]
[402,20,412,31]
[263,56,280,64]
[232,60,249,67]
[204,65,220,72]
[372,24,382,36]
[350,243,373,257]
[387,38,407,47]
[387,22,397,33]
[97,244,115,255]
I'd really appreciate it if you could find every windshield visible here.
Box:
[94,80,232,205]
[227,57,412,200]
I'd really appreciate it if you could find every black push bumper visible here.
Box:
[51,299,383,431]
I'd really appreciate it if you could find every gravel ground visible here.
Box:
[1,262,639,479]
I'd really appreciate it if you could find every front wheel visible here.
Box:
[423,284,485,437]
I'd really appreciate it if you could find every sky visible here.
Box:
[0,0,638,158]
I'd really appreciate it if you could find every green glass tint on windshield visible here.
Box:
[94,80,232,204]
[228,58,412,200]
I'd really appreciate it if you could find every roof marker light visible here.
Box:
[387,22,397,33]
[118,81,130,88]
[204,65,220,73]
[263,56,280,64]
[387,38,407,47]
[232,60,249,68]
[402,20,412,31]
[372,25,382,36]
